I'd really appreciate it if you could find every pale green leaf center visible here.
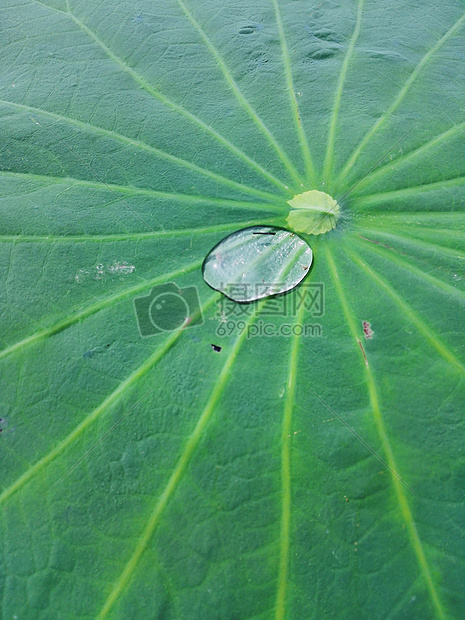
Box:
[286,189,340,235]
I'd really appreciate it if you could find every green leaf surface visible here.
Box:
[1,0,465,618]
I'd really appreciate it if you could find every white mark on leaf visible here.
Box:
[75,261,135,283]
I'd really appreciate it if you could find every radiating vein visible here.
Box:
[31,115,160,234]
[275,300,306,620]
[352,121,465,192]
[345,244,465,377]
[45,391,151,495]
[0,218,280,243]
[356,222,465,243]
[325,245,446,620]
[96,308,259,618]
[63,4,290,194]
[338,10,465,182]
[357,211,465,222]
[273,0,314,184]
[0,259,202,361]
[0,294,218,506]
[352,231,465,307]
[322,0,364,184]
[352,175,465,208]
[175,0,304,187]
[0,170,286,212]
[355,226,465,264]
[0,99,276,201]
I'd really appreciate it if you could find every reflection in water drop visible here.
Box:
[202,226,313,302]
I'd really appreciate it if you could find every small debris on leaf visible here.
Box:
[363,321,374,339]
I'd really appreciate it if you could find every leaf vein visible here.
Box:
[176,0,304,187]
[63,5,290,194]
[275,300,306,620]
[96,308,259,618]
[323,0,364,183]
[338,10,465,181]
[326,245,446,619]
[346,244,465,377]
[0,293,219,506]
[0,259,202,361]
[273,0,315,184]
[0,99,275,201]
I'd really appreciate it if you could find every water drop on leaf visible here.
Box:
[202,226,313,302]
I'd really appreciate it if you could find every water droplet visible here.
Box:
[202,226,312,302]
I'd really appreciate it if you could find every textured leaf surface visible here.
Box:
[1,0,465,618]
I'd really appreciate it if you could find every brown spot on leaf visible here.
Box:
[363,321,374,339]
[357,339,369,368]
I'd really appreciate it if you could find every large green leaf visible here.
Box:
[1,0,464,617]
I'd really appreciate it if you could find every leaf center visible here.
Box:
[286,189,340,235]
